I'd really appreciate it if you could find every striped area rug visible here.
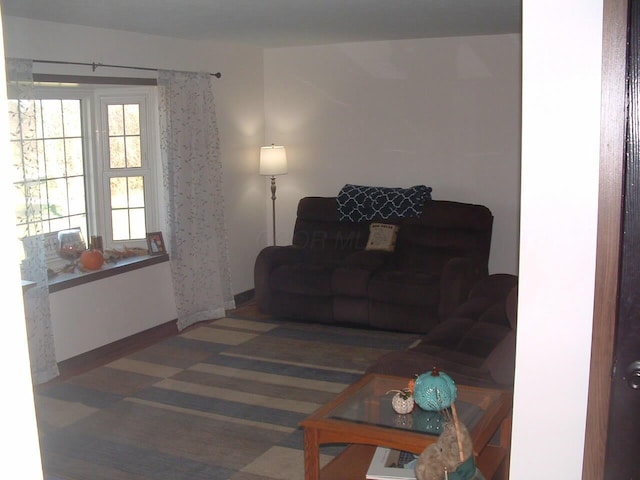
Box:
[35,314,421,480]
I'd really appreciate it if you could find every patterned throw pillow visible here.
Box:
[337,184,432,222]
[365,223,399,252]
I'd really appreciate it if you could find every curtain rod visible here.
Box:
[32,59,222,79]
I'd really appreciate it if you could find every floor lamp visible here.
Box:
[260,144,288,245]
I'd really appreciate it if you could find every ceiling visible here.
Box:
[1,0,521,48]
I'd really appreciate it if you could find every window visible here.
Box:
[8,85,160,250]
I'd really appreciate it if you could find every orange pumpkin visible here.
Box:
[80,249,104,270]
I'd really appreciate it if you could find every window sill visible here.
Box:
[48,253,170,293]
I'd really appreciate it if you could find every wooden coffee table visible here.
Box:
[299,373,513,480]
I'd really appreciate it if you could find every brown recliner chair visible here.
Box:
[366,273,518,388]
[254,196,494,334]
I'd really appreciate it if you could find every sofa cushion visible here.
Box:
[293,196,369,262]
[337,184,432,222]
[368,270,440,306]
[270,263,335,296]
[332,265,375,297]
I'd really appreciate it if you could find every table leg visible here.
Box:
[495,415,512,480]
[303,428,320,480]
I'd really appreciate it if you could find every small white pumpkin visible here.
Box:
[392,391,415,414]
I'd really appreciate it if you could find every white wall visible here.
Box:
[510,0,602,478]
[264,35,522,274]
[49,262,177,361]
[2,16,266,295]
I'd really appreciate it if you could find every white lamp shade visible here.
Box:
[260,145,288,176]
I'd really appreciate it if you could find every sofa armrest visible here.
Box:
[438,258,485,319]
[413,317,475,350]
[254,246,304,313]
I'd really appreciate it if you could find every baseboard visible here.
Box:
[51,319,179,384]
[234,289,255,306]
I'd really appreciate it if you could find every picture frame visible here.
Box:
[146,231,166,255]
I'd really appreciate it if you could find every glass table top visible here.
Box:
[325,375,502,436]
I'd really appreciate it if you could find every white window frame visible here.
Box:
[22,84,162,251]
[94,87,161,249]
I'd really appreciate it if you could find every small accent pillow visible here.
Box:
[365,223,399,252]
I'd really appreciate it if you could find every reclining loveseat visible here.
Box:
[254,188,494,334]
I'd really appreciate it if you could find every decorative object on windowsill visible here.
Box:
[79,249,104,271]
[89,235,104,252]
[146,231,166,255]
[414,405,485,480]
[57,229,86,261]
[103,247,148,261]
[413,367,458,412]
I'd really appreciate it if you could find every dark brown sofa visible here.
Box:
[367,273,518,388]
[254,195,494,333]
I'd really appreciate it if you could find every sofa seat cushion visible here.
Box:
[368,270,440,306]
[332,265,374,297]
[270,263,335,296]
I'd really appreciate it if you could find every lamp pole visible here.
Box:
[270,175,277,245]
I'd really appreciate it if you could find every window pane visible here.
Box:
[108,104,124,136]
[124,104,140,135]
[44,138,66,178]
[129,208,146,239]
[109,137,126,168]
[125,137,141,167]
[41,100,64,138]
[62,100,82,137]
[111,209,129,240]
[127,176,145,207]
[21,100,38,140]
[21,140,40,181]
[49,217,69,233]
[110,177,128,209]
[65,138,84,176]
[46,178,68,218]
[67,176,86,216]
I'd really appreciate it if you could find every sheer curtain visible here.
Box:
[7,58,59,384]
[157,70,235,331]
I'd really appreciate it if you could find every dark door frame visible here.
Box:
[583,0,629,478]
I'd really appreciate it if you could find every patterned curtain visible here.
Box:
[157,70,235,331]
[7,58,59,384]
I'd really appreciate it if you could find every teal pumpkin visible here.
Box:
[413,367,457,411]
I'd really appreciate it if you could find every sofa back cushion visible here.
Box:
[396,200,493,273]
[292,197,369,262]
